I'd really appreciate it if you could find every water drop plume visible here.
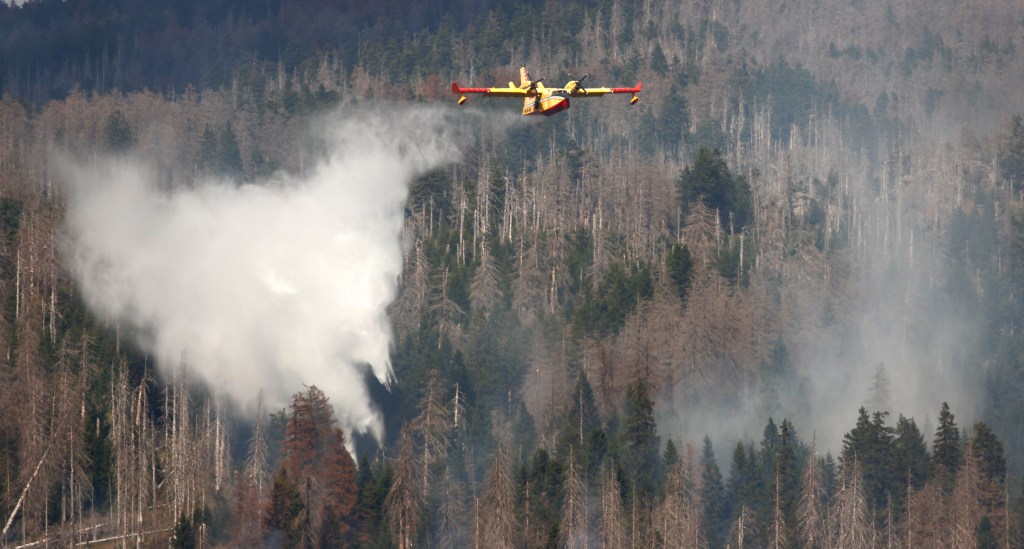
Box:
[59,105,467,441]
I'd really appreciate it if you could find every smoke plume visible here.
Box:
[59,106,463,441]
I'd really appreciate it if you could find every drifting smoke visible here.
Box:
[659,137,984,456]
[59,106,467,441]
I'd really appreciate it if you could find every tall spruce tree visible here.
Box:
[560,370,605,474]
[700,437,728,549]
[666,243,695,304]
[774,420,801,538]
[932,402,964,484]
[621,380,660,499]
[728,442,764,545]
[264,467,304,547]
[892,414,930,489]
[841,408,896,517]
[866,363,892,413]
[970,422,1006,483]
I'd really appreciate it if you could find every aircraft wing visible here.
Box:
[451,83,529,97]
[571,82,643,97]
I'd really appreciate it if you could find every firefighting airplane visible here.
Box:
[452,67,642,116]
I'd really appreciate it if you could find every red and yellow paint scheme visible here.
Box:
[452,67,642,116]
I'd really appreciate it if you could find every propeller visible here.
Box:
[567,73,589,95]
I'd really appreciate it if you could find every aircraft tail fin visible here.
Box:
[520,67,531,88]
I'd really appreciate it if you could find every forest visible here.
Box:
[2,0,1024,546]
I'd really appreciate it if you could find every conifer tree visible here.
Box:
[933,402,964,487]
[773,420,800,541]
[971,422,1006,484]
[432,466,468,548]
[797,437,827,549]
[663,438,680,471]
[667,243,695,304]
[599,465,626,549]
[865,363,892,413]
[410,372,455,499]
[560,370,604,475]
[728,441,763,539]
[386,430,422,549]
[893,414,930,489]
[560,447,588,549]
[977,516,998,549]
[621,379,660,499]
[282,386,359,543]
[769,462,788,549]
[480,447,516,549]
[656,455,703,548]
[102,110,135,152]
[677,147,753,228]
[264,467,303,547]
[951,443,983,549]
[700,437,727,549]
[830,458,872,549]
[841,408,895,516]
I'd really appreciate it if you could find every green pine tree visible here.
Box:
[841,408,896,518]
[678,147,753,228]
[663,438,680,470]
[775,420,801,532]
[264,467,304,547]
[970,422,1006,483]
[666,243,695,304]
[103,110,135,152]
[976,515,998,549]
[171,513,197,549]
[932,402,963,485]
[892,414,930,489]
[700,437,728,549]
[621,379,660,499]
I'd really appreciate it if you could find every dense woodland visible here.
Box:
[2,0,1024,546]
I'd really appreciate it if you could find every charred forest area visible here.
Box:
[2,0,1024,547]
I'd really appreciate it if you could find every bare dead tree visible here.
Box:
[52,338,91,539]
[905,478,943,548]
[727,504,755,549]
[480,447,516,549]
[655,459,704,549]
[410,372,455,500]
[950,443,983,549]
[432,466,468,548]
[469,237,500,319]
[769,463,788,549]
[830,458,873,549]
[797,438,826,548]
[560,448,589,549]
[246,391,269,503]
[598,464,626,549]
[386,430,422,549]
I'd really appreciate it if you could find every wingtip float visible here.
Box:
[452,67,642,116]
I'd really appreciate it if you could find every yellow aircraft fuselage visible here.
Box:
[522,90,570,116]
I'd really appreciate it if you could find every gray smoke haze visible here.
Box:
[658,132,983,457]
[59,106,468,441]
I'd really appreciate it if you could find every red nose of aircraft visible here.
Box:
[543,96,569,116]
